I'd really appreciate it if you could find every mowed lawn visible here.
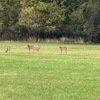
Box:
[0,42,100,100]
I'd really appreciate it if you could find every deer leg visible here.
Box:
[65,50,67,53]
[5,49,8,52]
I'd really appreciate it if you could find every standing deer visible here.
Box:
[35,46,40,51]
[27,44,40,52]
[59,45,67,53]
[27,44,35,52]
[5,46,11,52]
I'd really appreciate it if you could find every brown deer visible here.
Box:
[27,44,40,52]
[35,45,40,51]
[5,46,11,52]
[27,44,35,52]
[59,45,67,53]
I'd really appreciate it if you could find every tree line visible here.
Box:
[0,0,100,43]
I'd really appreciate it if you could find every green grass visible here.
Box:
[0,42,100,100]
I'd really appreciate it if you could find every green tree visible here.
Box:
[0,0,21,40]
[0,3,4,33]
[82,0,100,42]
[17,1,66,41]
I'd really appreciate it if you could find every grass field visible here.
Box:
[0,41,100,100]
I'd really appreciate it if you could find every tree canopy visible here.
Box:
[0,0,100,42]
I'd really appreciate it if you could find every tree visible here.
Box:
[0,0,21,40]
[0,3,4,33]
[17,1,66,41]
[82,0,100,42]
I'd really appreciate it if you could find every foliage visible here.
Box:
[0,0,20,34]
[0,0,100,42]
[0,3,4,32]
[17,1,66,40]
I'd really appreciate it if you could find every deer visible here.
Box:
[35,45,40,51]
[5,46,11,52]
[27,44,35,52]
[27,44,40,52]
[59,45,67,53]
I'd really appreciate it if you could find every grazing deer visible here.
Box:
[5,46,11,52]
[27,44,40,52]
[35,46,40,51]
[27,44,35,52]
[59,45,67,53]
